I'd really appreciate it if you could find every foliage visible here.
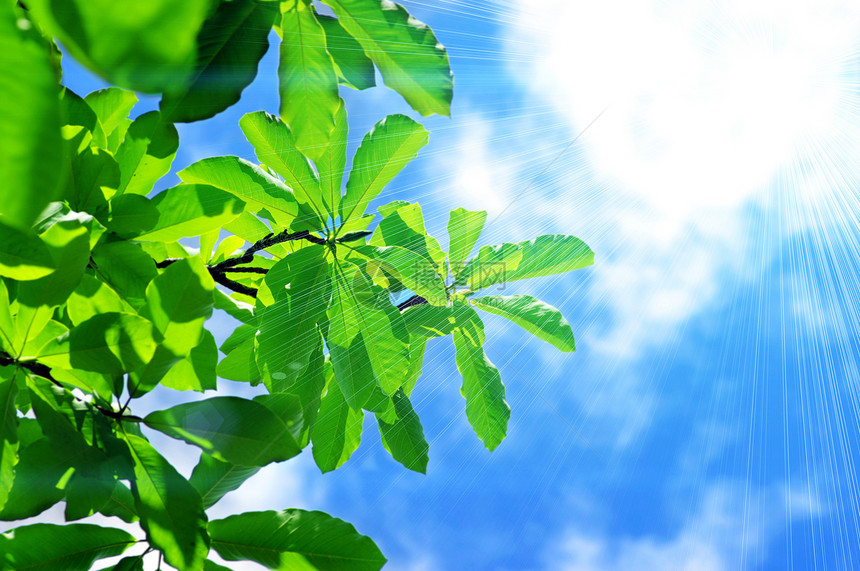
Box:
[0,0,593,569]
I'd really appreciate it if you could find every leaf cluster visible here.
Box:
[0,0,593,569]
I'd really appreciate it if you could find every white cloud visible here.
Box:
[542,481,824,571]
[494,0,860,367]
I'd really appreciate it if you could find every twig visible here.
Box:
[397,295,428,311]
[156,229,327,297]
[1,351,143,423]
[209,272,259,298]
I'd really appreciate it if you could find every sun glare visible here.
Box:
[520,0,860,216]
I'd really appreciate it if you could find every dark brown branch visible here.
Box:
[397,295,428,311]
[0,351,142,422]
[209,272,259,298]
[221,266,268,274]
[156,229,327,298]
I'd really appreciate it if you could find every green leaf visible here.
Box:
[354,244,446,305]
[253,393,305,443]
[257,248,330,392]
[105,556,145,571]
[402,303,454,339]
[0,438,72,522]
[26,0,210,93]
[69,147,120,214]
[64,470,113,521]
[146,257,214,357]
[90,240,157,308]
[134,184,245,243]
[122,432,209,571]
[239,111,327,221]
[37,312,157,376]
[471,294,576,352]
[447,208,486,278]
[98,481,138,523]
[50,368,115,403]
[144,396,301,466]
[0,283,16,353]
[279,0,341,163]
[99,194,159,238]
[0,369,18,512]
[319,0,452,116]
[452,303,510,451]
[160,330,218,392]
[213,287,256,324]
[106,118,133,154]
[337,267,409,394]
[189,452,260,510]
[274,343,327,447]
[0,4,63,231]
[319,100,348,218]
[217,337,261,386]
[311,379,363,472]
[67,273,131,326]
[84,87,138,137]
[377,389,428,473]
[317,14,375,90]
[59,86,107,152]
[371,202,445,272]
[329,330,379,411]
[179,155,301,226]
[340,115,429,223]
[14,220,90,347]
[210,509,386,571]
[0,222,55,281]
[326,260,362,347]
[128,344,189,398]
[204,560,232,571]
[161,0,278,122]
[403,336,427,396]
[462,234,595,290]
[0,523,135,571]
[114,111,179,195]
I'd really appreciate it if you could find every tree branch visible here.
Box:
[0,351,142,422]
[209,271,259,298]
[155,229,328,298]
[397,295,428,311]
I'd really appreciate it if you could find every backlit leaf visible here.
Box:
[144,396,301,466]
[189,452,260,510]
[239,111,326,221]
[376,389,428,473]
[0,4,63,231]
[161,0,278,122]
[317,14,375,90]
[279,1,341,163]
[470,294,576,352]
[0,523,135,571]
[210,509,385,570]
[311,379,363,472]
[37,312,157,376]
[319,0,452,116]
[447,208,486,279]
[122,432,209,571]
[114,111,179,195]
[452,303,509,451]
[26,0,210,93]
[179,155,301,226]
[340,115,429,223]
[461,234,594,290]
[134,184,245,243]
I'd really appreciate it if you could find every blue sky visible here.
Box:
[35,0,860,569]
